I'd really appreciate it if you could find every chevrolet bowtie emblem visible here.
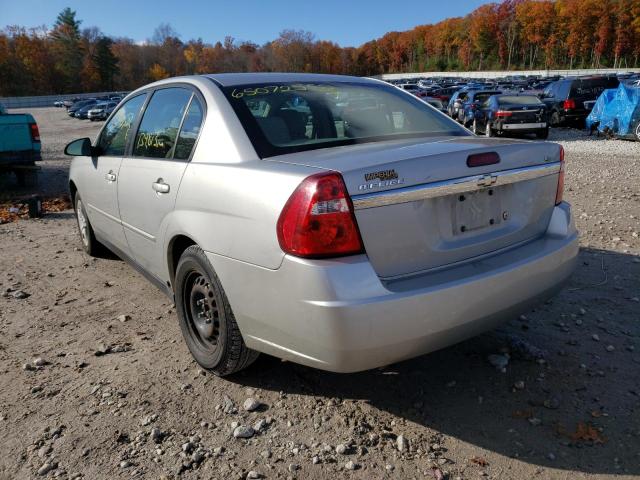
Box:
[477,174,498,187]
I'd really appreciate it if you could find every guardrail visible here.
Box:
[378,68,640,80]
[0,91,130,109]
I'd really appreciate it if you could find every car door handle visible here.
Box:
[152,180,170,194]
[104,171,116,182]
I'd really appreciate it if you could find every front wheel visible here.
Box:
[175,245,259,376]
[536,127,549,140]
[74,194,104,256]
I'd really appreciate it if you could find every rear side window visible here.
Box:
[98,94,147,156]
[174,97,204,160]
[133,88,192,159]
[570,78,619,99]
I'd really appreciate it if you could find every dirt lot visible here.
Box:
[0,108,639,480]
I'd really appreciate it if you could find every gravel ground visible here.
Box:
[0,108,639,480]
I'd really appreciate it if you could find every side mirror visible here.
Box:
[64,137,96,157]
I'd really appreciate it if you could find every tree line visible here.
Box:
[1,1,639,96]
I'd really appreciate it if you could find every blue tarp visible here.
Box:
[586,84,640,138]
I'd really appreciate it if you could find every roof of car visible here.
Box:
[201,72,381,87]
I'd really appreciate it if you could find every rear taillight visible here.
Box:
[277,172,364,258]
[563,99,576,110]
[495,110,512,118]
[29,123,40,142]
[556,146,565,205]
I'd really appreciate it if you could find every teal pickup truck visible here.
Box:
[0,104,41,186]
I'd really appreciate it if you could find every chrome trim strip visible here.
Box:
[122,220,156,242]
[87,203,121,224]
[352,162,560,210]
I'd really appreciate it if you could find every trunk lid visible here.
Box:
[499,105,545,123]
[268,137,562,278]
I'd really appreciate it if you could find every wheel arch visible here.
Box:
[69,180,78,207]
[167,234,198,288]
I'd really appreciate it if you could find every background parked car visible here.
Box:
[74,103,99,119]
[62,97,81,108]
[459,90,502,126]
[0,105,41,186]
[423,97,448,114]
[87,101,117,121]
[540,76,619,127]
[448,89,474,119]
[472,94,548,139]
[67,99,97,117]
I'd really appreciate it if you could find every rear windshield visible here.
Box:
[221,82,469,158]
[473,92,500,104]
[570,78,619,99]
[497,96,542,106]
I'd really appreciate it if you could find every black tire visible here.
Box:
[472,119,479,134]
[536,127,549,140]
[550,111,561,127]
[175,245,259,376]
[635,122,640,141]
[74,194,103,256]
[15,169,38,187]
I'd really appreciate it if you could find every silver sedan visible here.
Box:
[65,73,578,375]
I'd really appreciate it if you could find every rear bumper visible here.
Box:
[499,122,547,131]
[0,150,42,166]
[207,203,578,373]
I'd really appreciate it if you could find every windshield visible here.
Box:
[221,81,469,157]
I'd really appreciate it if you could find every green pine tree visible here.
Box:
[50,7,83,91]
[94,37,119,90]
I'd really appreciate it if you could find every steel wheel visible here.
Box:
[76,198,89,248]
[183,271,222,352]
[74,193,103,256]
[174,245,259,375]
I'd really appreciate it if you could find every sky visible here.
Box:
[0,0,489,47]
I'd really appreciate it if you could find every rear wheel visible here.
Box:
[550,111,561,127]
[175,245,259,376]
[536,127,549,140]
[635,122,640,141]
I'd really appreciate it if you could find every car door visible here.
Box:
[83,93,147,253]
[117,86,204,279]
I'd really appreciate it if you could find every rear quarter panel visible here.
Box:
[167,160,318,271]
